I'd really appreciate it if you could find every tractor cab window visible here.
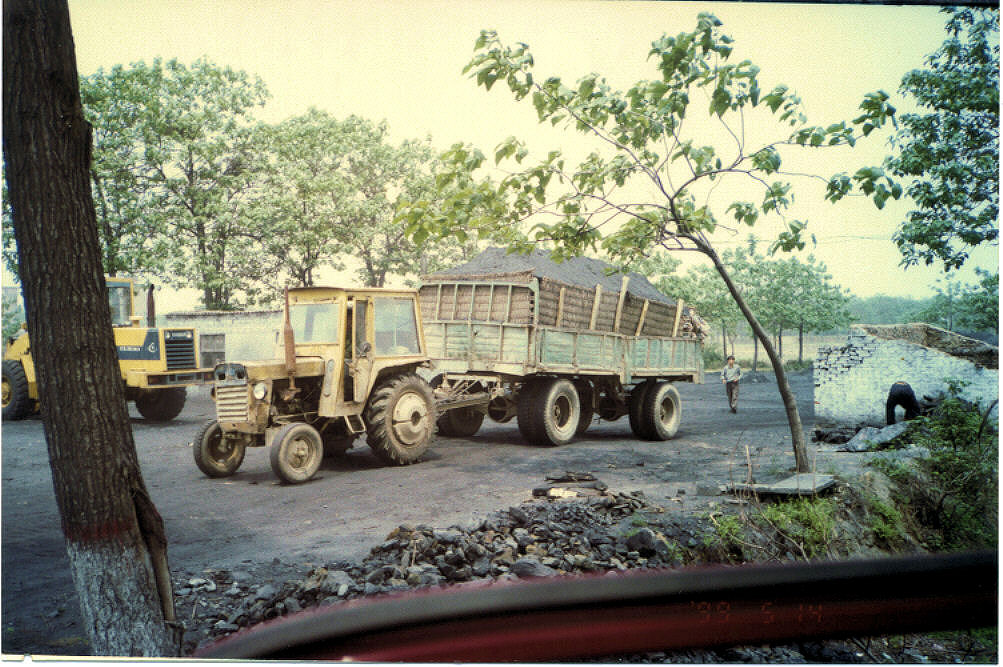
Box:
[107,284,132,327]
[374,298,420,356]
[290,302,340,343]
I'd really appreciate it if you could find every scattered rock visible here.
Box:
[511,557,559,578]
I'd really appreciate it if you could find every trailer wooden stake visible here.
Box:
[614,276,629,333]
[556,287,566,328]
[589,285,603,330]
[635,299,649,336]
[671,299,684,337]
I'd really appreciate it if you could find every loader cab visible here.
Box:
[106,278,135,327]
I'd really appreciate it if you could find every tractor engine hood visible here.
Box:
[213,358,325,383]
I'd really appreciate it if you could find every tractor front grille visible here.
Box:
[215,384,249,422]
[164,329,197,370]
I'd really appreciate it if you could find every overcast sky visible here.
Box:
[38,1,1003,308]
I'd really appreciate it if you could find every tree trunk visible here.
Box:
[3,0,180,656]
[752,328,759,371]
[703,246,810,473]
[721,322,727,359]
[798,322,804,364]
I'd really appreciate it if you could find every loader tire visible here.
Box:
[365,373,436,466]
[194,420,245,478]
[628,380,655,440]
[270,422,323,484]
[136,387,186,422]
[641,382,682,440]
[2,360,31,421]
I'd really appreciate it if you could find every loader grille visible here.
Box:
[215,384,249,422]
[164,329,197,370]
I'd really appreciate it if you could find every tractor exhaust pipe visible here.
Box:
[282,287,298,398]
[147,284,156,328]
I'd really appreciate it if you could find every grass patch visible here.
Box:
[755,497,836,559]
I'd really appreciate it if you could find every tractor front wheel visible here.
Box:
[193,420,246,478]
[270,422,324,483]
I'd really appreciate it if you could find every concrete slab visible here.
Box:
[726,473,837,497]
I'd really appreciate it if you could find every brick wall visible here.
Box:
[814,324,999,427]
[165,310,282,364]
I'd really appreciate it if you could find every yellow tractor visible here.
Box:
[2,277,213,422]
[194,286,457,484]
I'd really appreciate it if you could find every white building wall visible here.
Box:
[165,310,282,364]
[814,325,999,427]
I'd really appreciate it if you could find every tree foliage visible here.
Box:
[885,7,999,270]
[912,269,998,333]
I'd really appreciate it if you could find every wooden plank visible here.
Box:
[635,299,649,336]
[556,287,566,328]
[727,474,837,497]
[589,284,602,330]
[671,299,684,337]
[614,276,629,333]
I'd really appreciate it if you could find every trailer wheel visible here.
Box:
[270,422,323,483]
[574,380,594,435]
[525,378,580,446]
[641,382,682,440]
[516,381,542,442]
[628,380,655,439]
[2,360,32,421]
[365,373,436,465]
[437,407,485,437]
[194,420,245,478]
[136,387,187,422]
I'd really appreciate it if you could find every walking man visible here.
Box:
[721,355,741,413]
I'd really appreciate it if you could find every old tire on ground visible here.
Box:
[135,387,187,422]
[365,373,436,466]
[193,419,245,478]
[628,380,655,440]
[437,407,485,437]
[322,433,356,458]
[574,380,594,435]
[527,377,580,446]
[270,422,324,483]
[641,382,682,440]
[2,360,32,421]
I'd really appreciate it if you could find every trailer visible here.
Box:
[421,248,705,446]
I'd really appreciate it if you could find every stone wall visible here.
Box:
[165,310,282,365]
[814,324,999,428]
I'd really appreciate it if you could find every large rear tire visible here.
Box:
[2,360,32,421]
[194,420,245,478]
[437,407,485,437]
[628,380,655,440]
[525,378,580,446]
[270,422,323,483]
[365,373,436,465]
[641,382,682,440]
[136,387,186,422]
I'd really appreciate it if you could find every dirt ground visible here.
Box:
[1,370,846,657]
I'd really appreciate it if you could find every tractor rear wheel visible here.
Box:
[365,373,436,465]
[2,360,32,421]
[270,422,323,483]
[193,420,246,477]
[136,387,186,422]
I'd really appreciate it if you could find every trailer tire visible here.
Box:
[270,422,323,483]
[574,380,594,435]
[194,420,245,478]
[136,387,186,422]
[628,380,655,440]
[365,373,436,466]
[526,378,580,446]
[641,382,682,440]
[2,360,32,421]
[437,407,485,438]
[517,381,542,442]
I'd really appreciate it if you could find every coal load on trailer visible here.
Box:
[420,248,706,446]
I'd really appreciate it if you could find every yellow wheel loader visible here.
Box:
[2,277,213,422]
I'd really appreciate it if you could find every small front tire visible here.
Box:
[194,420,246,478]
[270,422,324,483]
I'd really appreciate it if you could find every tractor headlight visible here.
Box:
[252,382,268,401]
